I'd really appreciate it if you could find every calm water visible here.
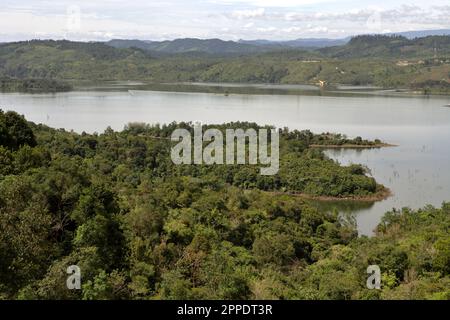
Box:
[1,89,450,235]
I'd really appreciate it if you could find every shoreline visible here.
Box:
[270,186,392,202]
[309,143,397,149]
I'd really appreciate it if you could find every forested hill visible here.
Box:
[106,38,277,56]
[320,35,450,58]
[1,36,449,91]
[0,40,153,79]
[106,35,450,58]
[105,31,450,53]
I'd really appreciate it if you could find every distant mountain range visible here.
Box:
[319,34,450,58]
[237,38,350,48]
[390,29,450,39]
[106,38,274,56]
[105,29,450,54]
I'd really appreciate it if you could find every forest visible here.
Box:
[0,110,448,300]
[0,35,449,94]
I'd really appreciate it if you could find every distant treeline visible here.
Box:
[0,78,72,93]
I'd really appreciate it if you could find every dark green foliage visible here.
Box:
[0,110,36,150]
[0,116,448,300]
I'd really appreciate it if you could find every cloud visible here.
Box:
[1,1,450,41]
[226,4,450,26]
[211,0,338,8]
[256,26,276,32]
[231,8,265,19]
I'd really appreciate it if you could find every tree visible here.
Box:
[0,110,36,150]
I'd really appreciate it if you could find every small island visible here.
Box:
[307,132,395,149]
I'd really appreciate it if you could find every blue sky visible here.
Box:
[1,0,449,41]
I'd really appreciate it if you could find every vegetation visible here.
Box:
[319,35,446,58]
[1,36,449,93]
[307,132,385,147]
[0,110,448,300]
[106,38,277,56]
[0,77,72,93]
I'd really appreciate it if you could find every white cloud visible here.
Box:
[231,8,265,19]
[1,1,450,41]
[211,0,338,8]
[256,26,277,32]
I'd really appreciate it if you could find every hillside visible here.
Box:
[320,35,450,58]
[0,40,156,80]
[390,28,450,39]
[239,37,349,48]
[107,29,450,53]
[106,39,154,51]
[1,36,449,92]
[106,38,276,56]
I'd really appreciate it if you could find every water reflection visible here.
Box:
[307,199,376,214]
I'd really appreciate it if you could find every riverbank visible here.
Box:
[0,78,72,93]
[310,143,397,149]
[271,185,392,202]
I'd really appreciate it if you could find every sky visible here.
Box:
[0,0,450,42]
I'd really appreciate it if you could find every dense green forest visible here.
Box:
[0,35,449,93]
[0,110,448,300]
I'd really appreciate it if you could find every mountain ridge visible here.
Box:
[106,38,277,56]
[105,29,450,54]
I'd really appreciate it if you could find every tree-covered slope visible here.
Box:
[0,40,154,80]
[106,38,278,56]
[0,111,447,300]
[320,35,450,59]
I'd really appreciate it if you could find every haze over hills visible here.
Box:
[320,34,450,58]
[105,29,450,54]
[391,29,450,39]
[106,37,347,53]
[106,38,276,56]
[238,38,350,49]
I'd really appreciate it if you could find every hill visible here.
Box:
[320,34,450,58]
[106,39,154,50]
[0,40,156,80]
[106,38,277,56]
[107,31,450,53]
[239,37,349,48]
[390,28,450,39]
[0,36,449,92]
